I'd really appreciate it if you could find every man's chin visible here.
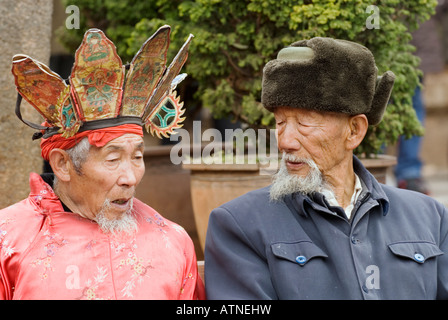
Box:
[270,158,324,202]
[285,167,310,178]
[94,198,138,235]
[104,204,133,220]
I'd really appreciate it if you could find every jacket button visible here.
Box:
[296,255,307,265]
[414,253,425,263]
[351,236,360,244]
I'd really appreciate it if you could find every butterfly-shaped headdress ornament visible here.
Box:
[12,26,193,139]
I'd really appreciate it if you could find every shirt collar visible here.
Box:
[352,155,389,215]
[323,174,363,219]
[40,173,72,212]
[318,173,362,218]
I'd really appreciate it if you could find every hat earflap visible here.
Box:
[366,71,395,126]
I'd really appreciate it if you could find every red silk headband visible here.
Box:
[40,124,143,161]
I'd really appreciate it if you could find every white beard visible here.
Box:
[94,198,139,236]
[269,153,326,202]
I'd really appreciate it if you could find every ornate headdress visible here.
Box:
[12,25,193,140]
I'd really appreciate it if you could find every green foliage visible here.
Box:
[59,0,437,155]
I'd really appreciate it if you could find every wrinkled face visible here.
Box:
[67,133,145,221]
[274,107,351,178]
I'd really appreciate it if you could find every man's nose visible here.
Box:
[277,124,302,153]
[117,161,138,187]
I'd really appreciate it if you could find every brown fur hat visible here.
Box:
[261,37,395,126]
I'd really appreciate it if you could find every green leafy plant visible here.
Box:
[59,0,437,156]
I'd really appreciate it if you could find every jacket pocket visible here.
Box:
[271,240,328,267]
[388,241,443,264]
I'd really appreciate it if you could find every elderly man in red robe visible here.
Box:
[0,26,204,300]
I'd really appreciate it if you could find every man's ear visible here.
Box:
[346,114,369,151]
[48,149,72,182]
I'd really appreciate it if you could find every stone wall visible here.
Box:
[0,0,53,208]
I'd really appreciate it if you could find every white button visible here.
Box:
[414,253,425,263]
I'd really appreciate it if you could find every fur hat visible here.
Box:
[261,37,395,125]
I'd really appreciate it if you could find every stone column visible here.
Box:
[0,0,54,208]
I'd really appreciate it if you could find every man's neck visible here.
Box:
[52,178,94,220]
[322,156,356,209]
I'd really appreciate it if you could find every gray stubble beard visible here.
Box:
[94,198,139,236]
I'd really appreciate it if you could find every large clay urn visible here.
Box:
[183,163,272,250]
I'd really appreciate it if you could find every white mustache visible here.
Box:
[282,152,318,169]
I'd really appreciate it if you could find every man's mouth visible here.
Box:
[285,160,305,169]
[283,153,313,172]
[111,198,131,206]
[286,160,304,165]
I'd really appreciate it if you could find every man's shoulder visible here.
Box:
[0,198,46,254]
[219,185,273,211]
[382,183,441,203]
[381,183,447,215]
[213,185,291,225]
[0,198,39,223]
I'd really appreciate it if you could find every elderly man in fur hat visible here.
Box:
[204,37,448,299]
[0,27,204,300]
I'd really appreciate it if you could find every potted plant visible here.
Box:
[58,0,437,251]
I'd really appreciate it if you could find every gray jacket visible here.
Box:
[204,157,448,299]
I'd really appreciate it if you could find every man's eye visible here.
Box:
[298,120,312,128]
